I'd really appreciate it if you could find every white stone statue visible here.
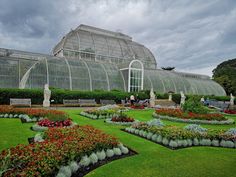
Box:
[200,96,205,103]
[180,91,186,105]
[168,93,172,101]
[43,84,51,107]
[149,88,156,107]
[230,93,235,106]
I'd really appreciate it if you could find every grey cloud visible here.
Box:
[0,0,236,76]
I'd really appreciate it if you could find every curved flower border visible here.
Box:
[153,112,235,125]
[105,118,138,126]
[125,127,236,149]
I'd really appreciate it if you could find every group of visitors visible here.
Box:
[124,95,149,106]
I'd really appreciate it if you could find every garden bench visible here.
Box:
[78,99,97,107]
[208,100,230,111]
[10,98,31,107]
[100,99,116,105]
[63,99,80,106]
[121,100,130,107]
[138,99,149,106]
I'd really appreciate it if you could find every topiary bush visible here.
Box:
[156,135,162,143]
[120,146,129,154]
[96,150,106,161]
[169,140,178,148]
[147,132,153,140]
[193,138,199,146]
[89,153,98,164]
[79,155,91,167]
[106,149,114,158]
[69,161,79,173]
[212,139,220,147]
[151,134,158,141]
[58,166,71,177]
[162,137,169,146]
[113,148,122,156]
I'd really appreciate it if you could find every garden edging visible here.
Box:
[152,112,235,125]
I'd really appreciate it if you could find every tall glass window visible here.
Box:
[128,60,143,92]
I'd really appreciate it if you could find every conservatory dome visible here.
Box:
[53,24,157,69]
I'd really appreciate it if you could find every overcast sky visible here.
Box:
[0,0,236,77]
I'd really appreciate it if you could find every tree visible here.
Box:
[161,67,175,71]
[212,58,236,95]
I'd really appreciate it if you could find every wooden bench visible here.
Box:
[63,99,79,106]
[121,100,130,107]
[10,98,31,107]
[78,99,97,107]
[100,99,116,105]
[208,100,230,111]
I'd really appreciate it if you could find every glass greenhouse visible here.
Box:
[0,24,226,95]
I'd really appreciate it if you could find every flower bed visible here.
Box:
[224,110,236,114]
[125,122,236,149]
[105,112,137,126]
[80,105,128,120]
[32,119,75,132]
[38,118,72,127]
[153,108,234,125]
[130,103,145,109]
[1,125,130,177]
[0,106,68,122]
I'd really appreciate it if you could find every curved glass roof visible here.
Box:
[0,48,226,96]
[53,24,157,69]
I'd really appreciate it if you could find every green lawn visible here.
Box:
[0,109,236,177]
[0,119,36,151]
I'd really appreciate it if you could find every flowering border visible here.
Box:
[105,118,138,126]
[153,112,235,125]
[80,111,114,119]
[124,127,236,149]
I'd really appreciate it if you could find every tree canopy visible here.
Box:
[212,58,236,95]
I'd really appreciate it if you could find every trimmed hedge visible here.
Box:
[0,88,232,105]
[0,88,149,104]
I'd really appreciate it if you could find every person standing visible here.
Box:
[130,95,135,105]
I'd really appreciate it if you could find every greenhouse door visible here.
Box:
[128,60,144,92]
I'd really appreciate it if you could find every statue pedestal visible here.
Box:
[43,100,50,107]
[150,99,155,107]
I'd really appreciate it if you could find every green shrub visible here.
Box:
[0,88,149,104]
[182,96,209,114]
